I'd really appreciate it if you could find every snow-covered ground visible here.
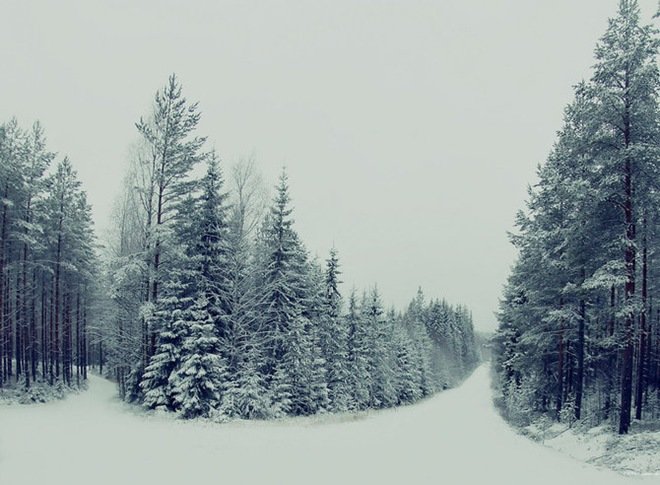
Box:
[0,365,656,485]
[525,421,660,476]
[0,380,83,405]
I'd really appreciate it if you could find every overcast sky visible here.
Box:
[1,1,657,331]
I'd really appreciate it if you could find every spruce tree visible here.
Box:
[320,248,351,411]
[170,296,227,418]
[346,290,370,409]
[259,170,303,374]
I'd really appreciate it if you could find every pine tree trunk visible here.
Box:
[62,292,68,385]
[575,296,586,420]
[30,269,36,383]
[556,309,565,418]
[148,182,165,361]
[635,217,648,420]
[15,271,22,381]
[0,184,9,387]
[99,340,103,375]
[82,293,87,380]
[20,237,30,388]
[7,261,14,380]
[48,274,55,384]
[619,154,635,434]
[54,230,62,382]
[67,292,71,385]
[41,271,47,381]
[76,291,80,387]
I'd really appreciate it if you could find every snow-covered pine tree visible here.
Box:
[220,159,269,417]
[134,73,207,381]
[297,257,330,414]
[319,248,351,411]
[188,156,233,408]
[255,169,330,416]
[170,296,227,418]
[220,344,273,420]
[274,314,319,416]
[403,289,436,396]
[142,155,233,418]
[0,119,96,396]
[392,320,423,404]
[11,122,53,389]
[494,0,660,433]
[361,288,396,408]
[190,155,231,315]
[346,289,370,409]
[587,0,659,433]
[40,158,96,387]
[140,302,187,410]
[258,169,301,374]
[136,194,198,404]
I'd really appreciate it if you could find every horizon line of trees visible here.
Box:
[493,0,659,435]
[95,73,480,419]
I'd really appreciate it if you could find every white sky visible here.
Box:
[1,1,657,331]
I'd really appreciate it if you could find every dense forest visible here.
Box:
[0,120,96,399]
[0,76,479,418]
[493,0,659,435]
[98,75,479,419]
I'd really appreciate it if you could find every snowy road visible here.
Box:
[0,366,653,485]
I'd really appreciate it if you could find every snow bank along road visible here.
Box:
[0,366,654,485]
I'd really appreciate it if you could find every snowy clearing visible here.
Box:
[0,365,655,485]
